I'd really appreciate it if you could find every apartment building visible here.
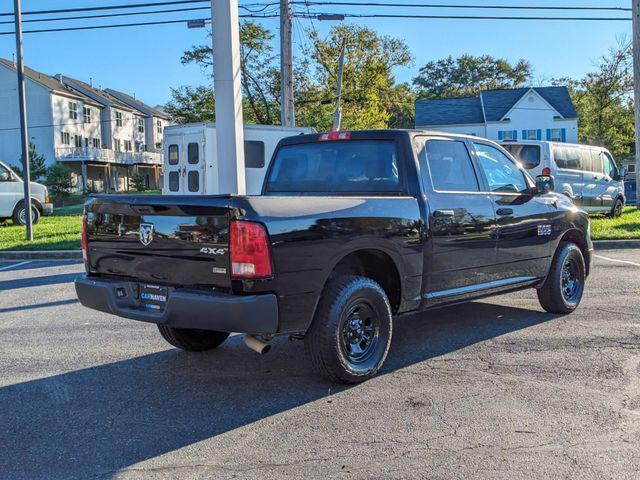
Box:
[0,58,169,192]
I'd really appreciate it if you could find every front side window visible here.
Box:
[265,140,402,195]
[602,152,618,178]
[420,139,479,192]
[69,102,78,120]
[474,143,528,194]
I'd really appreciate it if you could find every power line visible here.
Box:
[297,12,631,21]
[295,1,632,12]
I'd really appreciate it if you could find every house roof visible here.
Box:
[415,86,577,127]
[56,75,137,113]
[0,58,101,107]
[104,88,170,119]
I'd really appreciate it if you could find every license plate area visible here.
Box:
[139,284,168,311]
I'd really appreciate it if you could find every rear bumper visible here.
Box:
[74,275,279,334]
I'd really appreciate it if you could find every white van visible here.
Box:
[0,160,53,225]
[502,140,626,216]
[163,123,314,195]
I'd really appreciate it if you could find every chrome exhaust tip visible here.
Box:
[244,334,271,355]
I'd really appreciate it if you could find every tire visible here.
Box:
[537,242,586,314]
[12,201,40,226]
[609,198,623,218]
[305,275,393,384]
[158,325,229,352]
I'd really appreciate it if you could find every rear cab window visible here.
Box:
[502,144,541,170]
[264,139,404,195]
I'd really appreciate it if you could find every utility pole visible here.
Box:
[211,0,246,194]
[332,38,347,132]
[633,0,640,208]
[280,0,295,127]
[13,0,33,240]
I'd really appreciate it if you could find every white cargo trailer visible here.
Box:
[163,123,313,195]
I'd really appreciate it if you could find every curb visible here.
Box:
[593,240,640,250]
[0,250,82,260]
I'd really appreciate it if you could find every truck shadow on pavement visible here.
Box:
[0,301,559,479]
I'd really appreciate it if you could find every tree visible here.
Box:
[165,85,215,124]
[11,142,48,181]
[130,172,146,192]
[46,163,74,199]
[177,21,280,124]
[413,54,532,99]
[296,24,413,131]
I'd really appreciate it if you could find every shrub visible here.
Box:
[46,163,75,199]
[130,173,146,192]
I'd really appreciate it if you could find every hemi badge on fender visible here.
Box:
[537,224,551,236]
[212,267,227,274]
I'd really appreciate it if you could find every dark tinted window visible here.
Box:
[245,140,265,168]
[265,140,401,194]
[474,143,528,193]
[169,171,179,192]
[168,145,179,165]
[188,171,199,192]
[188,143,199,164]
[422,140,479,192]
[502,144,541,169]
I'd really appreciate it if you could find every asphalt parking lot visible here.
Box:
[0,251,639,480]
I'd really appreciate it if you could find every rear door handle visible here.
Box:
[433,209,455,218]
[496,208,513,216]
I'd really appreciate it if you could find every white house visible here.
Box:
[414,86,578,143]
[0,58,167,193]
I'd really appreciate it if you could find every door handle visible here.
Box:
[433,209,455,218]
[496,208,513,216]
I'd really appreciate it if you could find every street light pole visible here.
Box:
[633,0,640,208]
[13,0,33,240]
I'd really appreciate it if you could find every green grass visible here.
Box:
[0,204,83,251]
[590,207,640,240]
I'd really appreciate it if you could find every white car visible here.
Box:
[0,160,53,225]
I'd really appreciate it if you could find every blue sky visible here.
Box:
[0,0,632,108]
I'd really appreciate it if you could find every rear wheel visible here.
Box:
[12,201,40,226]
[609,198,623,218]
[305,275,392,384]
[537,242,586,314]
[158,325,229,352]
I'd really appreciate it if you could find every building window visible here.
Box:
[114,139,121,152]
[155,142,162,149]
[550,128,562,142]
[83,107,91,123]
[69,102,78,120]
[138,118,144,133]
[74,135,83,148]
[628,164,636,173]
[92,138,101,149]
[115,111,123,127]
[156,119,162,134]
[498,130,516,141]
[61,132,70,145]
[124,140,132,151]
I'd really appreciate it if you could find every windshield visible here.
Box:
[264,140,403,195]
[502,144,541,169]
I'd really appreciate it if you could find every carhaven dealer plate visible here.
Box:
[139,284,168,311]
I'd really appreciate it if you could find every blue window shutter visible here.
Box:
[522,130,527,140]
[561,128,566,142]
[536,129,542,140]
[498,130,503,140]
[513,130,518,140]
[546,129,552,141]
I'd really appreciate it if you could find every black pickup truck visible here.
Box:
[76,130,592,383]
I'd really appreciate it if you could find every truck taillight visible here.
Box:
[230,220,272,279]
[81,214,88,266]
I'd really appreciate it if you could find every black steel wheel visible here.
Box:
[305,275,392,384]
[537,242,586,314]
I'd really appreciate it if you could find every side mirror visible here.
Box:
[535,174,555,195]
[0,171,9,182]
[617,167,626,181]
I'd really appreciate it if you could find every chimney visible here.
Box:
[90,77,93,87]
[12,53,15,67]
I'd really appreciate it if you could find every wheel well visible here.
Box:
[330,249,402,313]
[559,230,590,276]
[13,198,43,213]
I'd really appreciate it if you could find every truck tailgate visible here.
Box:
[85,195,232,289]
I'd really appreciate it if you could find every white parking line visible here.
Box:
[594,254,640,267]
[0,261,31,272]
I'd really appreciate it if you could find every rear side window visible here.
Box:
[168,145,179,165]
[421,139,479,192]
[502,144,541,169]
[265,140,402,195]
[554,146,594,172]
[245,140,265,169]
[169,171,179,192]
[187,143,199,164]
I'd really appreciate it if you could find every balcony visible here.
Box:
[55,147,163,166]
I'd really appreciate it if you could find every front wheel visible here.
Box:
[609,198,623,218]
[158,325,229,352]
[537,242,586,314]
[12,201,40,226]
[305,275,393,384]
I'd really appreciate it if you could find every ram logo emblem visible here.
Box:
[139,224,154,246]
